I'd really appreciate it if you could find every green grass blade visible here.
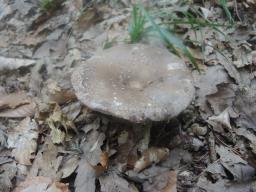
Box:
[128,5,146,43]
[137,3,200,71]
[218,0,235,25]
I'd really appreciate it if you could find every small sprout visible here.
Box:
[128,4,146,43]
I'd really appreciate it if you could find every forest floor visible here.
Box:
[0,0,256,191]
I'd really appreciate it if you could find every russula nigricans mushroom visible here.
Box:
[71,44,195,123]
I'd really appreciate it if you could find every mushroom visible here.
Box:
[71,44,195,123]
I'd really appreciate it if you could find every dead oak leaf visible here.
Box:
[7,117,38,165]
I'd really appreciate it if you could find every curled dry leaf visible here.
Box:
[7,117,38,165]
[46,103,77,144]
[134,147,169,172]
[208,108,232,130]
[162,171,177,192]
[94,151,109,176]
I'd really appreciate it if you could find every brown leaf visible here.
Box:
[94,151,109,176]
[46,181,70,192]
[29,137,63,178]
[45,79,77,105]
[162,171,177,192]
[14,176,69,192]
[7,117,38,165]
[14,176,51,192]
[134,147,169,172]
[0,102,36,118]
[74,6,103,31]
[0,92,31,110]
[99,172,139,192]
[143,171,177,192]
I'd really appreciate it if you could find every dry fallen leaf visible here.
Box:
[7,117,38,165]
[234,87,256,131]
[143,171,177,192]
[46,103,77,144]
[134,147,169,172]
[236,128,256,155]
[195,175,256,192]
[75,158,96,192]
[0,56,36,71]
[0,161,17,192]
[29,137,63,178]
[208,108,232,131]
[44,79,77,105]
[0,92,31,110]
[59,155,79,179]
[61,101,82,121]
[0,102,37,118]
[46,181,69,192]
[99,172,139,192]
[162,171,177,192]
[216,145,255,181]
[94,151,109,176]
[14,176,69,192]
[192,65,229,112]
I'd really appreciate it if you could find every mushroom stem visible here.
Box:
[138,122,152,152]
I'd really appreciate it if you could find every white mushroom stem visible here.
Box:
[135,122,152,152]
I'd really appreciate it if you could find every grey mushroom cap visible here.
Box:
[71,44,195,122]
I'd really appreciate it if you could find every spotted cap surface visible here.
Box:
[71,44,195,122]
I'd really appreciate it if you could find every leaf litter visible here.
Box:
[0,0,256,191]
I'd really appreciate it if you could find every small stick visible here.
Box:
[208,131,217,162]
